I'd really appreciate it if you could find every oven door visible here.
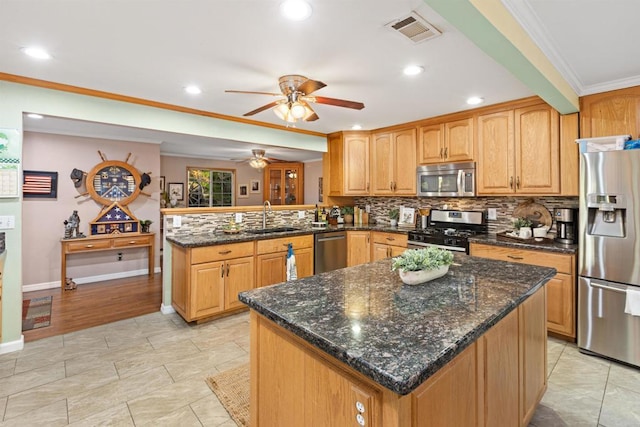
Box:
[407,241,466,253]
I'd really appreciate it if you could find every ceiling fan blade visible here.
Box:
[312,96,365,110]
[243,101,280,116]
[296,79,326,95]
[225,90,283,96]
[305,112,319,122]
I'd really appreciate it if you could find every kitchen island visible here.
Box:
[239,254,556,427]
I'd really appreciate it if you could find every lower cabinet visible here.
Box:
[371,231,407,261]
[470,242,576,340]
[171,241,255,322]
[256,234,314,287]
[347,231,371,266]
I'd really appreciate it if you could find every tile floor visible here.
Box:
[1,311,639,426]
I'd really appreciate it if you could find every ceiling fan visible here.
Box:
[226,74,365,123]
[235,149,283,169]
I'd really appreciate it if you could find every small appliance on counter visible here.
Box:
[554,207,578,245]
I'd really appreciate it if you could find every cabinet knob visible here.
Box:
[516,176,521,189]
[226,264,230,277]
[221,263,225,278]
[439,147,444,159]
[86,244,94,248]
[219,250,232,255]
[507,255,524,260]
[444,147,448,158]
[509,176,514,189]
[128,241,136,244]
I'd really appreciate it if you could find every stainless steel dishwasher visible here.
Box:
[314,231,347,274]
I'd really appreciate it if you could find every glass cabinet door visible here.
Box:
[268,168,283,205]
[284,168,298,204]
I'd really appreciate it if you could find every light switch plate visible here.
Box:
[487,208,497,220]
[0,215,15,229]
[172,215,182,227]
[298,211,305,219]
[235,213,243,223]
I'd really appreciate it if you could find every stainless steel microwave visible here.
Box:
[416,162,476,197]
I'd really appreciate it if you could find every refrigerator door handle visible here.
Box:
[589,281,627,294]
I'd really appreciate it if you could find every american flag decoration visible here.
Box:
[23,170,58,198]
[89,202,139,235]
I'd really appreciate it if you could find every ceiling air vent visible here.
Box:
[386,12,441,44]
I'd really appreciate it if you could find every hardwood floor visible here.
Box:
[22,273,163,342]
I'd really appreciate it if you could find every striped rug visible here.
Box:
[22,296,52,331]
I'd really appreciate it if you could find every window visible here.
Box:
[187,168,234,207]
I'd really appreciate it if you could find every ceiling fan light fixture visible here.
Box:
[249,158,268,169]
[290,101,307,119]
[280,0,312,21]
[273,102,296,122]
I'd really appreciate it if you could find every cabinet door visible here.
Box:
[445,117,474,162]
[579,88,640,138]
[389,245,407,257]
[419,124,444,164]
[371,243,390,261]
[344,134,371,195]
[515,105,559,194]
[393,128,417,194]
[519,286,547,426]
[545,272,575,338]
[480,308,519,427]
[371,133,394,195]
[191,262,225,319]
[265,167,283,205]
[256,252,286,287]
[224,256,255,310]
[477,111,515,194]
[348,231,371,267]
[171,245,189,318]
[294,246,314,279]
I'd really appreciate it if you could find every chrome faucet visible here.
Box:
[263,200,272,229]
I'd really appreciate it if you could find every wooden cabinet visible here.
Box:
[264,162,304,205]
[371,128,417,195]
[579,85,640,138]
[347,231,370,267]
[328,131,370,196]
[171,241,254,322]
[476,104,560,195]
[470,243,576,340]
[419,117,474,164]
[371,232,407,261]
[256,234,314,287]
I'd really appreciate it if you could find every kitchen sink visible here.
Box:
[246,227,299,234]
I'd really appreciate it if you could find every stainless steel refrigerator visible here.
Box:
[578,148,640,367]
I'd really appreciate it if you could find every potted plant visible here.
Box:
[139,219,153,233]
[391,247,454,285]
[341,206,354,224]
[389,208,400,227]
[513,217,533,230]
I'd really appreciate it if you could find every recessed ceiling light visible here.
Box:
[351,124,363,130]
[403,65,424,76]
[280,0,312,21]
[21,46,52,60]
[466,96,484,105]
[26,113,43,119]
[184,85,202,95]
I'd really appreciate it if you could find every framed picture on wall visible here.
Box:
[238,184,249,198]
[250,179,260,193]
[318,177,323,202]
[168,182,184,201]
[159,176,165,192]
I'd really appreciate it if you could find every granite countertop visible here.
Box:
[469,233,577,254]
[166,224,409,248]
[239,254,555,395]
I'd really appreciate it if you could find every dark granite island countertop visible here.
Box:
[239,253,555,396]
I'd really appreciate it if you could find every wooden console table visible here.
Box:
[60,233,155,289]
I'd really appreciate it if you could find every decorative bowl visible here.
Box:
[399,265,449,285]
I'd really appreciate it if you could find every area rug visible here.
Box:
[22,296,53,331]
[205,363,250,427]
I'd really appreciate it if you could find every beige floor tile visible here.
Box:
[1,336,64,362]
[126,373,213,425]
[0,397,6,422]
[0,359,15,379]
[0,362,66,399]
[214,355,250,373]
[164,341,247,382]
[535,381,603,426]
[114,339,201,379]
[0,399,68,427]
[14,342,107,375]
[607,362,640,393]
[64,341,153,377]
[67,365,173,423]
[4,363,119,420]
[190,321,250,351]
[548,350,610,402]
[599,383,640,427]
[139,404,203,427]
[68,403,134,427]
[189,394,233,427]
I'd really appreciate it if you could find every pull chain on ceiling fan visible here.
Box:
[226,74,364,123]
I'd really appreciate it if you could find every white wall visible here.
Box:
[304,160,323,205]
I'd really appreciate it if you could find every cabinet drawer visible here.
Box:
[191,241,254,264]
[371,232,407,247]
[469,243,572,274]
[256,234,313,255]
[65,239,112,252]
[113,236,152,247]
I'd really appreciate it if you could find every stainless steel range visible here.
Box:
[408,210,487,253]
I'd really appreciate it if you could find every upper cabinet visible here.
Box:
[264,162,304,205]
[371,128,417,195]
[419,117,474,164]
[328,132,370,196]
[580,86,640,138]
[477,104,559,195]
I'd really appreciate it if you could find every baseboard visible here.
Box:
[0,335,24,355]
[161,303,176,314]
[23,268,155,292]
